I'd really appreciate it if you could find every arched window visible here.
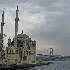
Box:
[16,50,18,54]
[24,51,25,55]
[10,50,11,54]
[12,50,13,54]
[29,51,30,55]
[7,50,8,54]
[26,50,28,55]
[21,51,22,54]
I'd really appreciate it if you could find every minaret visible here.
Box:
[14,5,19,47]
[0,10,5,50]
[8,37,11,47]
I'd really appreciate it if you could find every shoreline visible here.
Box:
[0,62,52,70]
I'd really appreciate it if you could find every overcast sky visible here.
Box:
[0,0,70,56]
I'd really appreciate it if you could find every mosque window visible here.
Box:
[21,51,22,54]
[23,56,27,61]
[26,50,28,55]
[19,51,20,54]
[16,50,18,54]
[28,47,30,50]
[24,51,25,55]
[29,51,30,55]
[12,50,13,54]
[10,50,11,54]
[7,50,8,54]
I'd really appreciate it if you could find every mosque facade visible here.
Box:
[0,6,36,65]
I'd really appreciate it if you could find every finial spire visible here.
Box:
[22,30,23,34]
[2,10,4,22]
[3,8,5,16]
[17,5,18,10]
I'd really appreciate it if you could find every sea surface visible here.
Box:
[17,61,70,70]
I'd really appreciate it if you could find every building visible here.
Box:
[37,54,61,61]
[5,31,36,64]
[0,6,36,65]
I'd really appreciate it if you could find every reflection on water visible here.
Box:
[17,61,70,70]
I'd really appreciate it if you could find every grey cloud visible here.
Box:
[0,0,70,55]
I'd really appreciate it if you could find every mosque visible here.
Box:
[0,6,36,65]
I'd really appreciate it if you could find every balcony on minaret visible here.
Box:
[15,18,19,21]
[1,22,5,26]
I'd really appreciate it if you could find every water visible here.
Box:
[17,61,70,70]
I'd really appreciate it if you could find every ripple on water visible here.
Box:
[16,61,70,70]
